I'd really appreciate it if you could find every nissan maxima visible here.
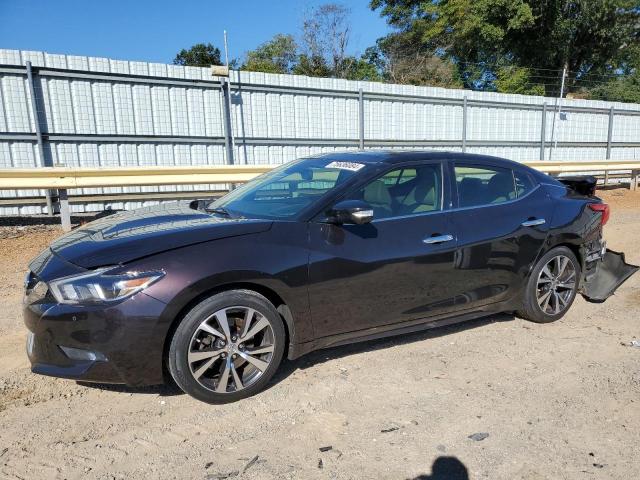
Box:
[24,152,637,403]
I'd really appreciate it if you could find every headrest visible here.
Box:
[363,179,392,205]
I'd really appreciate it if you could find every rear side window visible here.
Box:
[455,165,516,207]
[514,170,536,197]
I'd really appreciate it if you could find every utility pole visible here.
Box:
[548,65,567,161]
[222,30,236,166]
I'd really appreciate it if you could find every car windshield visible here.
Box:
[206,157,366,219]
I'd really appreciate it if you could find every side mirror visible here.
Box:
[327,200,374,225]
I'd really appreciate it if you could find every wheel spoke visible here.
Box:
[556,256,568,277]
[188,348,224,363]
[557,292,569,308]
[239,316,269,343]
[538,289,552,307]
[241,308,255,338]
[553,292,562,314]
[238,351,269,372]
[192,356,218,379]
[231,363,244,390]
[198,317,225,339]
[246,344,274,356]
[216,359,231,392]
[214,309,232,341]
[541,265,553,281]
[557,281,576,290]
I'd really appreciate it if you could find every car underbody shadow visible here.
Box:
[76,380,184,397]
[76,312,513,399]
[268,312,514,390]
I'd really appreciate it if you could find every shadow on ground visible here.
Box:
[411,456,469,480]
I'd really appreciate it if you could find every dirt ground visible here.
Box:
[1,188,639,480]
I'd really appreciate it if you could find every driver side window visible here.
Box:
[343,164,442,220]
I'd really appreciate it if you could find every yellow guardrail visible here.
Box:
[0,165,273,189]
[0,161,639,190]
[0,160,638,231]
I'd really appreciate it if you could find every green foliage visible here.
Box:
[242,34,298,74]
[495,66,545,96]
[173,43,222,67]
[292,54,334,77]
[371,0,640,99]
[590,73,640,103]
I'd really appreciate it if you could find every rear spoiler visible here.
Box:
[558,175,597,196]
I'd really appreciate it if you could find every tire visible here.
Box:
[517,246,581,323]
[168,289,286,404]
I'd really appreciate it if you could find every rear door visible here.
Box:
[448,162,551,309]
[307,160,459,338]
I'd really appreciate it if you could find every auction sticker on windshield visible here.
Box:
[325,161,365,172]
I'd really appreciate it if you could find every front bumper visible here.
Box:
[24,292,170,386]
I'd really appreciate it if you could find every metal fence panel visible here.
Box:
[1,48,640,214]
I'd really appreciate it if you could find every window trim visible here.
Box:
[451,162,542,211]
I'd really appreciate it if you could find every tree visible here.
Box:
[301,3,352,78]
[242,34,298,74]
[369,33,462,87]
[370,0,640,95]
[173,43,222,67]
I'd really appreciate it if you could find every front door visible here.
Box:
[307,162,459,338]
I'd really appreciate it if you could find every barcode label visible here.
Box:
[325,161,365,172]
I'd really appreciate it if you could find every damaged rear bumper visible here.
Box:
[581,249,639,303]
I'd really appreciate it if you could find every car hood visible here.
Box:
[47,202,273,268]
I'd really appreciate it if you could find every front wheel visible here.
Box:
[168,290,286,403]
[518,246,581,323]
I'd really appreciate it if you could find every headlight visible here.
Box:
[49,268,164,305]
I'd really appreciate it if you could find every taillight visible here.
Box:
[588,203,610,226]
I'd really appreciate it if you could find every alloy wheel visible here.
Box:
[536,254,577,315]
[187,306,275,393]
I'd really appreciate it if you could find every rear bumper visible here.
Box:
[581,249,639,303]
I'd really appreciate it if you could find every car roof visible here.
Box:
[313,150,530,170]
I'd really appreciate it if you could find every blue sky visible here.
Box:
[0,0,390,64]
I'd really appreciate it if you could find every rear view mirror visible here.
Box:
[328,200,374,225]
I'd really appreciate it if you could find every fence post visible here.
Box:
[606,106,614,160]
[462,96,468,153]
[540,102,547,161]
[58,189,71,232]
[358,88,365,150]
[25,61,55,216]
[221,77,235,165]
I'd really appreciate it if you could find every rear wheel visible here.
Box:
[518,247,580,323]
[168,290,285,403]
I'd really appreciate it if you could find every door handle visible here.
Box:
[423,234,454,244]
[521,218,546,227]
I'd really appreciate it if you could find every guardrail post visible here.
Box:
[540,102,547,160]
[221,77,235,165]
[358,88,365,150]
[58,189,71,232]
[462,96,468,153]
[25,61,55,216]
